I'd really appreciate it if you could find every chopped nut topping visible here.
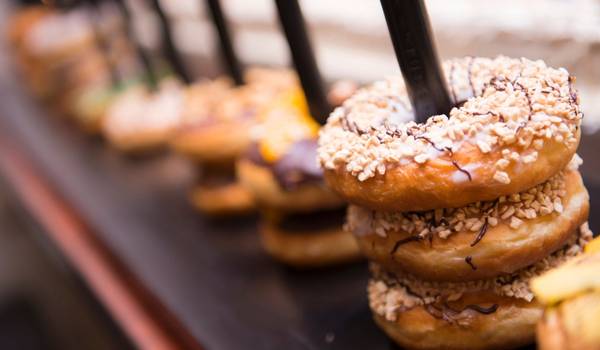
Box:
[493,171,511,184]
[368,223,592,322]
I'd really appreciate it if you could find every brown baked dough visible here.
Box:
[237,159,343,213]
[259,216,361,268]
[324,133,579,212]
[373,291,541,350]
[349,170,589,281]
[171,119,254,165]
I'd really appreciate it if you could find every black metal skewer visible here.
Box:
[274,0,330,124]
[114,0,157,88]
[85,0,121,87]
[205,0,243,85]
[380,0,452,123]
[149,0,191,84]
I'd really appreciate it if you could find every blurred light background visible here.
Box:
[128,0,600,130]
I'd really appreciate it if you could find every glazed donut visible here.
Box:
[318,56,582,212]
[237,140,343,213]
[170,69,297,164]
[347,166,589,281]
[259,208,360,268]
[368,225,591,350]
[236,86,346,212]
[102,79,184,152]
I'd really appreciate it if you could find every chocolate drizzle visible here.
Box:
[340,112,367,135]
[425,302,499,324]
[486,76,506,92]
[514,79,533,119]
[470,217,488,247]
[452,160,472,181]
[568,76,578,105]
[464,304,499,315]
[465,256,477,270]
[425,305,456,324]
[467,57,476,97]
[390,235,422,256]
[474,109,502,122]
[340,94,412,137]
[543,79,561,95]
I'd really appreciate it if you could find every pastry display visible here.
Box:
[7,2,600,348]
[238,87,360,267]
[9,7,97,101]
[7,4,146,134]
[319,56,589,349]
[532,234,600,350]
[171,68,297,216]
[102,78,184,152]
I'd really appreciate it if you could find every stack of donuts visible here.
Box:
[169,68,298,216]
[318,56,591,349]
[237,87,361,267]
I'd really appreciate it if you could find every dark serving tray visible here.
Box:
[1,65,599,349]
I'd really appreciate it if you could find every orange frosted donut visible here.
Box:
[170,68,297,164]
[318,56,582,212]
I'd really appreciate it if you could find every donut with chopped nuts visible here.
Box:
[347,167,589,281]
[368,224,591,350]
[318,56,582,212]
